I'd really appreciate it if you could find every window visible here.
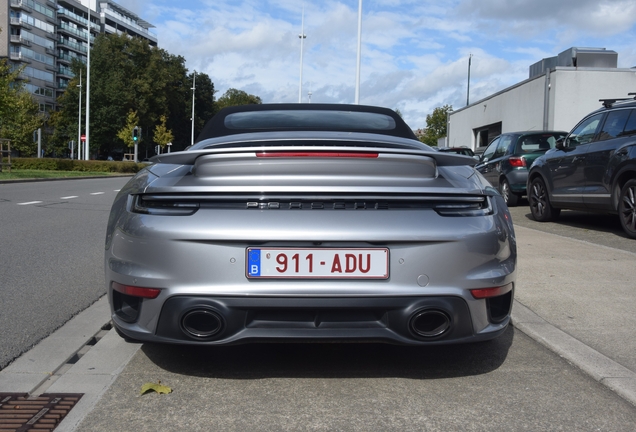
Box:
[39,103,54,113]
[568,113,604,147]
[224,111,397,132]
[494,135,513,158]
[518,133,566,152]
[481,138,499,161]
[619,110,636,137]
[598,109,630,141]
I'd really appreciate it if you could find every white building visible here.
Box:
[447,48,636,151]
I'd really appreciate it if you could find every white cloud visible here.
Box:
[123,0,636,128]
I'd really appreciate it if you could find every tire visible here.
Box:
[618,179,636,239]
[500,178,519,207]
[528,177,560,221]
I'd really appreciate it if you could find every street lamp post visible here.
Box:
[298,7,306,103]
[85,1,92,160]
[467,53,472,106]
[76,71,82,160]
[191,71,196,147]
[354,0,362,104]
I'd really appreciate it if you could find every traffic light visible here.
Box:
[132,126,139,142]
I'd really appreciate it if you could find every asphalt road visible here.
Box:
[0,177,131,369]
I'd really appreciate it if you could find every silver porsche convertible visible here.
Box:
[105,104,516,345]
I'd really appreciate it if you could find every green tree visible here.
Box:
[51,33,217,157]
[0,59,44,156]
[420,105,452,147]
[153,115,174,152]
[116,110,140,150]
[216,88,262,110]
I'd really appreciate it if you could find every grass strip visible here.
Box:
[0,170,130,180]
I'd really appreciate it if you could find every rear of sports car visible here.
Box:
[105,134,516,345]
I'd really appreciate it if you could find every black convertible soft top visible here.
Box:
[196,103,418,142]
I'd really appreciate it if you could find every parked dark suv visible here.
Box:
[475,131,567,206]
[527,95,636,238]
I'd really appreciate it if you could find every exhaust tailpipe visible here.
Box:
[410,309,451,338]
[181,308,224,339]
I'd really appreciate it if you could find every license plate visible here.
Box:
[246,248,389,279]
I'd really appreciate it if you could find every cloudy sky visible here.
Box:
[122,0,636,129]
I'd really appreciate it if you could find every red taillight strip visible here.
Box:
[256,151,378,158]
[112,281,161,299]
[508,156,526,168]
[470,283,513,299]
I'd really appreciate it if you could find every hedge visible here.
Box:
[11,158,146,173]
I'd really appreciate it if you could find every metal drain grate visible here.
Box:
[0,393,83,432]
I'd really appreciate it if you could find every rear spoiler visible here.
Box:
[151,147,477,167]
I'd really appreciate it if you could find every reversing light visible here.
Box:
[256,151,378,158]
[434,197,493,217]
[112,281,161,299]
[131,195,199,215]
[508,156,526,168]
[470,283,513,299]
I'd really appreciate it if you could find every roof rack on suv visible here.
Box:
[599,93,636,108]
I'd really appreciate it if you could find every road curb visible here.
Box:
[0,294,142,432]
[512,300,636,407]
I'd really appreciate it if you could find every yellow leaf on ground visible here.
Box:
[140,382,173,395]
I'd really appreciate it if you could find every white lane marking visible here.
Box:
[114,189,121,192]
[17,201,43,206]
[61,196,78,200]
[90,192,105,195]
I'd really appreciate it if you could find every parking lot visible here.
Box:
[507,200,636,254]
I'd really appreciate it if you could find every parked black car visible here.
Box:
[527,95,636,238]
[437,147,476,157]
[475,131,567,206]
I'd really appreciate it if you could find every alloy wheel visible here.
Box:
[529,177,559,221]
[619,179,636,238]
[500,179,518,207]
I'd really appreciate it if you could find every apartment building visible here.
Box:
[0,0,157,113]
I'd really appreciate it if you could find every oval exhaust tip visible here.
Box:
[181,308,224,339]
[410,309,451,338]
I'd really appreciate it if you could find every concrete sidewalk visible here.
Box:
[511,225,636,404]
[1,224,635,430]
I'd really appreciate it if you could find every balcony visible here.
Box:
[10,0,33,13]
[58,66,74,78]
[58,8,89,26]
[10,35,31,46]
[45,47,55,55]
[58,22,89,40]
[9,52,30,63]
[9,17,32,29]
[58,38,87,53]
[58,51,85,65]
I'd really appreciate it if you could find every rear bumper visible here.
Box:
[506,169,529,194]
[112,294,512,346]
